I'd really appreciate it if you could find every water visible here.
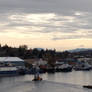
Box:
[0,71,92,92]
[45,71,92,85]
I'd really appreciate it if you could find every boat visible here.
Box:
[17,68,26,75]
[0,66,19,76]
[56,64,72,72]
[46,65,56,73]
[74,62,92,71]
[46,68,55,73]
[83,85,92,89]
[32,77,43,81]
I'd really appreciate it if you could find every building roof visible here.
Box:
[0,57,24,62]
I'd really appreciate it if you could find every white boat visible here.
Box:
[56,63,72,72]
[0,66,19,76]
[74,61,92,71]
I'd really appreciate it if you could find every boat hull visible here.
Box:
[46,68,55,73]
[56,67,72,72]
[0,67,20,76]
[83,85,92,89]
[0,71,18,76]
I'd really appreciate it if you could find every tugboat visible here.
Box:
[32,63,42,81]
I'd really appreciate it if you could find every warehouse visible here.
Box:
[0,57,25,68]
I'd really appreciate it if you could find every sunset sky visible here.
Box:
[0,0,92,51]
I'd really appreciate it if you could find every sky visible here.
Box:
[0,0,92,51]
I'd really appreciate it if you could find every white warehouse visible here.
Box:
[0,57,25,67]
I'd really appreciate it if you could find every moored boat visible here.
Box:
[74,62,92,71]
[0,66,19,76]
[46,66,55,73]
[56,64,72,72]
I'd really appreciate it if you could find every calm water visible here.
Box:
[0,71,92,92]
[45,71,92,85]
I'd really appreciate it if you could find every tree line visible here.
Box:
[0,44,71,59]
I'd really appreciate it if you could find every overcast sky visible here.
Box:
[0,0,92,51]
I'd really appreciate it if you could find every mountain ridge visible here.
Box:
[68,48,92,53]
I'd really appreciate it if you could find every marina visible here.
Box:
[0,0,92,91]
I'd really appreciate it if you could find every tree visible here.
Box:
[45,50,56,67]
[19,45,28,50]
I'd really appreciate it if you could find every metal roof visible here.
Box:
[0,57,24,62]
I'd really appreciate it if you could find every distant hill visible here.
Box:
[68,48,92,53]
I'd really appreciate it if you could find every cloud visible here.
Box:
[79,45,85,48]
[52,31,92,40]
[0,0,92,41]
[0,0,92,13]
